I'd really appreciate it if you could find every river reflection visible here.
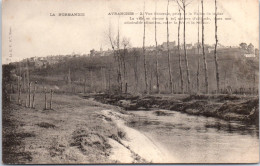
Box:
[127,109,259,163]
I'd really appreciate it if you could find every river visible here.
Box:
[128,109,259,163]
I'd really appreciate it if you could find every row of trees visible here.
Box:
[106,0,221,94]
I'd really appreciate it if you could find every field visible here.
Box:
[3,93,173,164]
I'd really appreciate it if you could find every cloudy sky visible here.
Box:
[2,0,259,64]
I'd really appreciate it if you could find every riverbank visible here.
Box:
[82,93,259,125]
[3,93,171,164]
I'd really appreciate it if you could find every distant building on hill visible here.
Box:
[161,41,176,50]
[244,54,255,58]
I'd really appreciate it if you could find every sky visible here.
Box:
[2,0,259,64]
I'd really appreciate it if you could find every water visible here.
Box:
[128,109,259,163]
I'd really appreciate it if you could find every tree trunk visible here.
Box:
[68,68,71,93]
[143,3,148,94]
[149,69,153,93]
[28,82,31,108]
[214,0,220,93]
[84,75,86,94]
[178,8,184,94]
[26,59,30,106]
[183,5,191,93]
[18,84,22,105]
[32,83,36,108]
[197,58,200,93]
[50,89,53,110]
[197,4,200,93]
[23,72,26,92]
[108,23,118,93]
[90,70,93,92]
[117,19,123,93]
[17,77,20,104]
[44,88,47,110]
[167,0,173,94]
[123,48,127,94]
[26,59,30,90]
[25,85,28,107]
[201,0,209,94]
[133,51,139,93]
[155,1,160,94]
[108,65,111,93]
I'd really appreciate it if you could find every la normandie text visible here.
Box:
[50,13,85,16]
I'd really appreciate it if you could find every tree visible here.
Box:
[155,1,160,94]
[176,0,192,93]
[167,0,173,93]
[196,3,200,93]
[201,0,209,93]
[214,0,220,93]
[248,43,255,54]
[177,7,184,94]
[121,37,131,93]
[107,20,122,92]
[132,49,140,93]
[143,2,148,94]
[116,18,123,92]
[239,43,247,50]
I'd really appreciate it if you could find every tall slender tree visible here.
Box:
[214,0,220,93]
[143,2,148,94]
[108,21,120,92]
[68,67,71,92]
[177,7,184,94]
[17,62,21,104]
[155,1,160,94]
[177,0,192,94]
[201,0,209,93]
[117,18,123,92]
[167,0,173,93]
[133,49,139,93]
[122,37,130,94]
[196,2,200,93]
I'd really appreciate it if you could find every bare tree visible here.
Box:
[84,74,87,93]
[132,49,139,93]
[155,1,160,94]
[116,18,123,92]
[17,62,21,104]
[176,0,192,93]
[214,0,220,93]
[149,66,153,93]
[28,82,31,108]
[32,81,37,108]
[44,87,47,110]
[26,59,30,107]
[23,72,26,92]
[26,59,30,90]
[68,67,71,92]
[50,89,53,110]
[143,2,148,94]
[167,0,173,94]
[201,0,209,93]
[107,21,122,93]
[108,64,111,93]
[197,2,200,93]
[197,58,200,93]
[177,7,184,94]
[122,37,131,94]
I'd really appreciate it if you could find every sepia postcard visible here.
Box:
[2,0,259,164]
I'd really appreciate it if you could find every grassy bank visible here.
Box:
[83,93,259,125]
[2,93,133,164]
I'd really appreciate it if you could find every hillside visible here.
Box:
[9,47,259,95]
